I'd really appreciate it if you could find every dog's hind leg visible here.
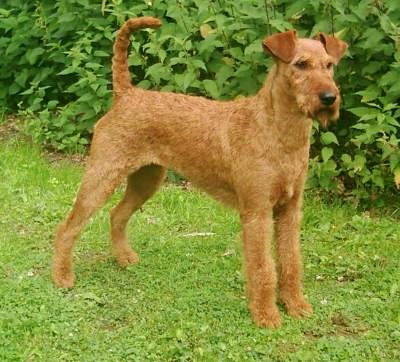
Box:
[52,157,131,288]
[110,164,166,267]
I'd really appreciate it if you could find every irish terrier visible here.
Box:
[52,17,347,328]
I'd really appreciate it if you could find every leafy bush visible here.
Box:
[0,0,399,197]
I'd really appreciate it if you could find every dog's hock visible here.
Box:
[262,30,297,63]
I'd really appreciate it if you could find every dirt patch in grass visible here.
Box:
[43,150,87,166]
[331,313,370,337]
[331,313,359,337]
[0,115,23,139]
[0,115,87,165]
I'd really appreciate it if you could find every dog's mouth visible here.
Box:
[309,105,339,128]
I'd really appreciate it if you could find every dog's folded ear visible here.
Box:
[315,33,348,64]
[262,30,297,63]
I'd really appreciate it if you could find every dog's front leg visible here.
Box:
[274,195,313,318]
[241,208,281,328]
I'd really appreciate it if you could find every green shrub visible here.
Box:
[0,0,399,197]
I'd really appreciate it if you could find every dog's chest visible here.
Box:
[271,156,307,205]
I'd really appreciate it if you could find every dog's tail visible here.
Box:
[112,17,162,96]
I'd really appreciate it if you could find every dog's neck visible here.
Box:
[255,65,312,151]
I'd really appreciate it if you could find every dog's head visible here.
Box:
[262,30,348,127]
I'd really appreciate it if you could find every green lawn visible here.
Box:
[0,137,399,361]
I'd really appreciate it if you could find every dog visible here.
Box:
[52,17,347,328]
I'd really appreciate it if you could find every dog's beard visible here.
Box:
[314,106,339,128]
[315,111,331,128]
[299,98,339,127]
[296,95,340,127]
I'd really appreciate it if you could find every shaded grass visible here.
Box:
[0,138,399,361]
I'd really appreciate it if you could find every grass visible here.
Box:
[0,137,399,361]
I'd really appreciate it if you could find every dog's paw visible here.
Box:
[282,297,313,319]
[52,268,75,288]
[115,248,139,267]
[252,306,282,328]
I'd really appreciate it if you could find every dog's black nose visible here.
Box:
[319,91,336,106]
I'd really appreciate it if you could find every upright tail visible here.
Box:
[112,17,162,96]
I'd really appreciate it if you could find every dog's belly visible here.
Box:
[170,161,238,208]
[191,177,238,208]
[151,130,238,207]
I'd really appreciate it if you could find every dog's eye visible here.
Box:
[294,61,308,70]
[327,62,334,69]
